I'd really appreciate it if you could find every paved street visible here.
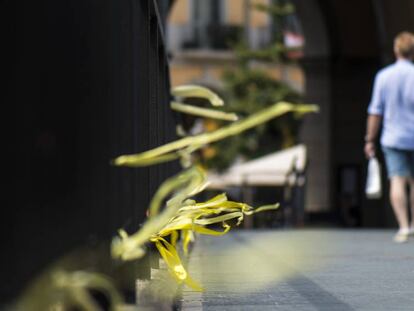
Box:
[181,229,414,311]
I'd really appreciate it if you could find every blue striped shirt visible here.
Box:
[368,59,414,150]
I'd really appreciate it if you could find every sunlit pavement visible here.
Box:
[181,229,414,311]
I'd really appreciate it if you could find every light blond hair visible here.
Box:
[394,31,414,59]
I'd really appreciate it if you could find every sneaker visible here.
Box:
[409,227,414,236]
[394,229,409,243]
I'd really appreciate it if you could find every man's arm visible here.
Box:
[364,114,382,158]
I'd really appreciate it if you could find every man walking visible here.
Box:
[365,31,414,243]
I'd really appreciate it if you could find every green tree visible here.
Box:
[205,0,306,171]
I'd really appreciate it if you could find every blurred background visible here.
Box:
[5,0,414,306]
[166,0,414,229]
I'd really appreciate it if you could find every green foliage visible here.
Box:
[205,68,304,171]
[254,2,295,16]
[234,41,285,65]
[203,1,306,171]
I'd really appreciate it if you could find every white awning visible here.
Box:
[207,144,307,189]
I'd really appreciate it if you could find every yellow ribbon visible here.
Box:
[111,166,208,261]
[113,186,279,291]
[151,237,203,291]
[113,102,318,167]
[171,85,224,107]
[15,270,123,311]
[171,101,238,121]
[111,100,316,291]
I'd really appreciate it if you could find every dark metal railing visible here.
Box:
[6,0,177,302]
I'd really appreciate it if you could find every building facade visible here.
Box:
[167,0,414,227]
[167,0,329,215]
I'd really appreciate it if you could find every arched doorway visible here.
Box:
[296,0,414,227]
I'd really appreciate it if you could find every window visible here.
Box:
[182,0,242,50]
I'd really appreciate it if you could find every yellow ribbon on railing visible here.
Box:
[113,187,279,291]
[151,237,203,291]
[15,270,123,311]
[113,102,318,167]
[111,101,316,291]
[171,85,224,107]
[111,166,208,261]
[142,193,279,290]
[171,101,239,121]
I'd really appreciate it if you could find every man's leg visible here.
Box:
[382,147,411,241]
[390,176,409,230]
[410,179,414,229]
